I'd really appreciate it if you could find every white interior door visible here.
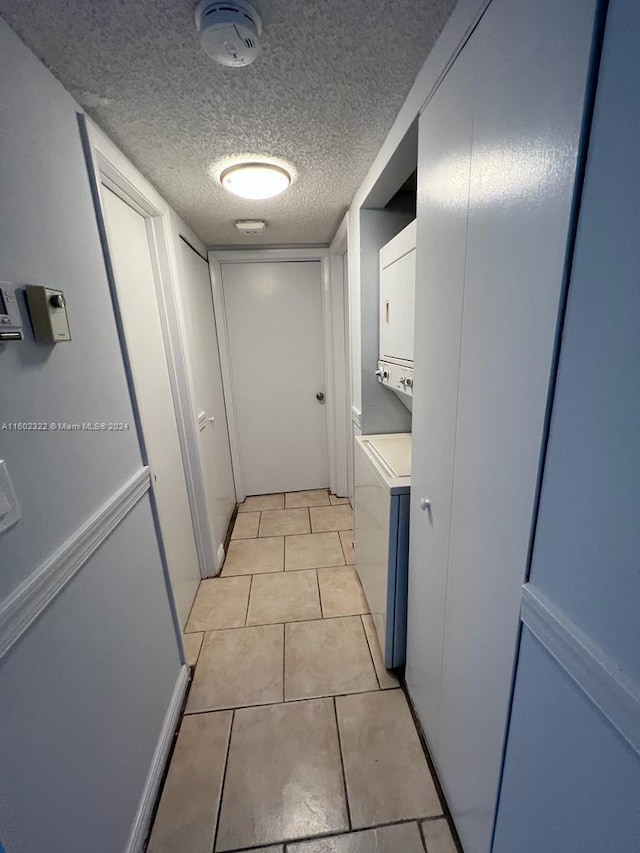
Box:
[405,29,477,755]
[177,238,235,561]
[101,187,201,627]
[221,260,329,495]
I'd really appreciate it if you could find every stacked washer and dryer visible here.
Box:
[355,220,416,671]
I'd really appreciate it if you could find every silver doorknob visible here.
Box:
[420,497,432,512]
[316,392,325,402]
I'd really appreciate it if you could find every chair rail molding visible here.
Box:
[521,583,640,755]
[0,466,151,661]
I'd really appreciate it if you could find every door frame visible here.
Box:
[208,247,347,501]
[81,117,219,578]
[329,214,352,500]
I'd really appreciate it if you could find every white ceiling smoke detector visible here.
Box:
[195,0,263,67]
[236,220,266,234]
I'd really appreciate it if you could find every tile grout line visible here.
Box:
[190,613,373,637]
[183,685,402,717]
[339,530,348,565]
[192,632,204,669]
[282,528,341,537]
[338,531,349,565]
[418,817,429,853]
[225,561,354,579]
[315,568,324,618]
[360,614,383,691]
[282,620,287,704]
[212,707,235,853]
[183,575,203,633]
[332,695,353,832]
[224,818,429,853]
[243,574,254,627]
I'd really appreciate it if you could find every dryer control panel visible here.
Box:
[376,359,414,399]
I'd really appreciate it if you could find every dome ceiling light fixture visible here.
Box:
[220,161,292,200]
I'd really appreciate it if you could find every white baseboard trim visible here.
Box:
[125,664,190,853]
[521,583,640,755]
[0,466,151,660]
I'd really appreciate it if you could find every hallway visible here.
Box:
[147,490,456,853]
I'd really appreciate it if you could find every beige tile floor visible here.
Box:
[150,490,458,853]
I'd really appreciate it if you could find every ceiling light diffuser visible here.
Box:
[220,162,291,200]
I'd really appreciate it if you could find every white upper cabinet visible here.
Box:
[379,220,416,366]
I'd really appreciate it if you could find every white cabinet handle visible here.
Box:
[420,497,432,512]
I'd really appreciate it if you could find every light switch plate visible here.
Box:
[0,460,20,534]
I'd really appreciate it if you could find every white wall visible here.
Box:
[0,18,181,853]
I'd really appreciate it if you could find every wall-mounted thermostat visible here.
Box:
[0,283,24,341]
[25,285,71,343]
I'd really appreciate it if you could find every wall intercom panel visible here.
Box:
[0,283,24,341]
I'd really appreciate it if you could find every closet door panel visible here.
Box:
[405,33,477,753]
[435,0,600,852]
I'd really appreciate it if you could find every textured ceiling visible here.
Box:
[0,0,456,245]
